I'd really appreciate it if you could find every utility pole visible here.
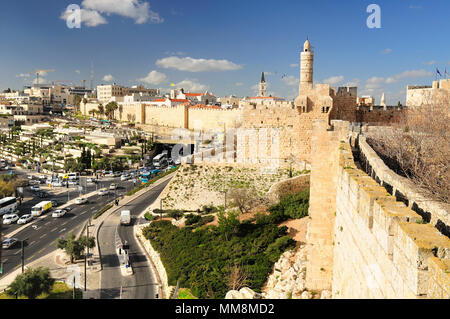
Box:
[160,199,163,220]
[84,224,87,292]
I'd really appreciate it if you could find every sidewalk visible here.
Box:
[0,173,175,299]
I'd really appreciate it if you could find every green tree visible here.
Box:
[105,102,118,120]
[56,233,94,263]
[217,208,240,241]
[6,267,55,299]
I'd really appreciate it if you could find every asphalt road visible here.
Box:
[0,174,136,278]
[99,179,170,299]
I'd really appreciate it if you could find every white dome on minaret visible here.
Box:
[303,39,311,52]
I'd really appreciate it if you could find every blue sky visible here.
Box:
[0,0,449,104]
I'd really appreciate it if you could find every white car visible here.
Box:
[98,188,109,196]
[86,178,95,183]
[51,180,63,187]
[17,214,33,224]
[30,185,40,192]
[68,180,79,186]
[2,238,19,249]
[75,197,88,205]
[120,174,130,181]
[3,213,19,224]
[109,183,117,190]
[52,209,66,218]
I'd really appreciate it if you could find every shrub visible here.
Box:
[268,189,309,222]
[144,212,155,221]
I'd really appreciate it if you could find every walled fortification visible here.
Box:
[305,120,450,298]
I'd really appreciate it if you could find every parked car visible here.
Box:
[114,172,122,177]
[30,185,40,192]
[68,180,79,186]
[3,213,19,225]
[98,188,109,196]
[36,191,48,198]
[51,200,59,207]
[86,178,96,183]
[2,238,19,249]
[52,209,66,218]
[75,197,88,205]
[17,214,33,224]
[51,180,64,187]
[29,179,40,186]
[109,183,117,190]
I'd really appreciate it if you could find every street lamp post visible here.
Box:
[21,238,28,273]
[84,220,93,292]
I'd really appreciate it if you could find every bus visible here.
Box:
[0,197,18,216]
[152,153,168,169]
[31,201,52,217]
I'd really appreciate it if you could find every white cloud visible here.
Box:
[235,82,244,86]
[16,73,30,78]
[323,75,345,86]
[81,0,163,24]
[423,60,436,66]
[290,63,299,68]
[137,71,167,85]
[60,0,163,27]
[409,5,422,9]
[102,74,115,82]
[156,56,242,72]
[365,76,386,90]
[175,79,208,92]
[75,70,81,74]
[385,69,432,84]
[345,78,361,87]
[382,48,392,55]
[281,75,299,86]
[61,8,108,27]
[33,77,47,84]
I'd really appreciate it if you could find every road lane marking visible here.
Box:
[40,234,47,239]
[14,250,21,255]
[59,228,66,233]
[51,227,57,232]
[71,216,77,219]
[61,221,68,226]
[29,241,36,246]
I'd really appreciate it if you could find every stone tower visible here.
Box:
[300,39,314,93]
[259,72,267,97]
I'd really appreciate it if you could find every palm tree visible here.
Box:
[97,104,104,118]
[105,102,118,121]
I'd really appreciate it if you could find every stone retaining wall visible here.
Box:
[136,225,173,299]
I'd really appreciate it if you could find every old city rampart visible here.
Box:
[305,120,450,298]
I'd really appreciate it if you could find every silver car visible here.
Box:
[2,238,19,249]
[17,214,33,224]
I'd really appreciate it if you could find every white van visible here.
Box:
[120,210,131,225]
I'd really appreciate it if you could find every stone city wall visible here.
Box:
[331,136,450,298]
[356,133,449,234]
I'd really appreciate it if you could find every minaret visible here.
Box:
[381,93,387,110]
[259,72,267,97]
[299,38,314,93]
